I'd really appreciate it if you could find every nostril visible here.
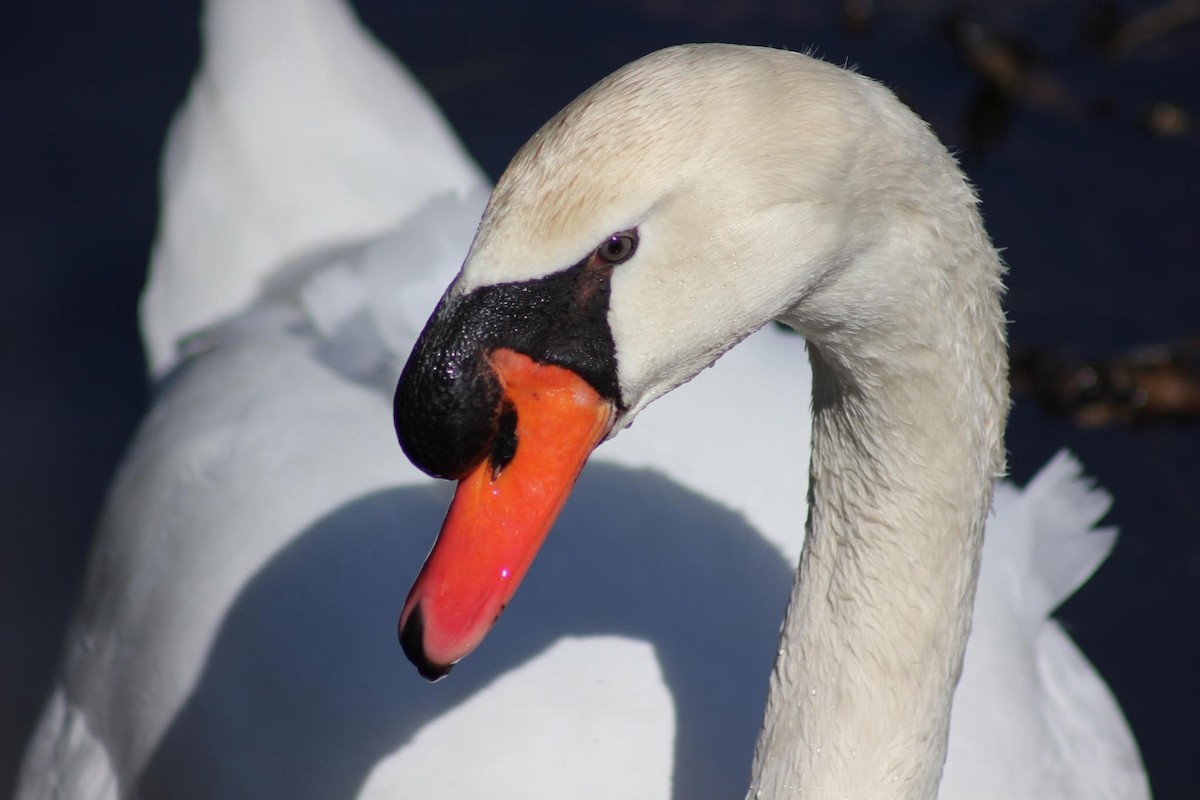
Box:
[490,401,518,480]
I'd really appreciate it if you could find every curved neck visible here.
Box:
[748,234,1007,798]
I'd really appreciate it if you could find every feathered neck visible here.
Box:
[748,157,1008,797]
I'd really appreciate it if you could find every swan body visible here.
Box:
[15,1,1148,798]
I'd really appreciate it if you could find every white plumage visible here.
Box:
[16,1,1148,798]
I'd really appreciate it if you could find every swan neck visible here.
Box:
[749,302,1005,798]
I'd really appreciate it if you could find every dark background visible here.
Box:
[3,1,1197,796]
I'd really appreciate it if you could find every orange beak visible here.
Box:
[399,348,615,680]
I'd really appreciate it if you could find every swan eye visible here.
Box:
[595,230,638,265]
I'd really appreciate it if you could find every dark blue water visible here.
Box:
[3,1,1196,796]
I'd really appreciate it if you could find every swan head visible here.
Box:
[393,44,998,679]
[462,44,947,422]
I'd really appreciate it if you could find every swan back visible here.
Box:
[944,451,1150,799]
[16,1,486,796]
[140,0,486,378]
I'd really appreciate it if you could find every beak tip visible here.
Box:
[399,604,454,682]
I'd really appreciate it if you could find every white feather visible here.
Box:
[16,2,1148,799]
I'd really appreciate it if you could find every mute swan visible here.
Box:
[14,1,1147,798]
[394,43,1150,800]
